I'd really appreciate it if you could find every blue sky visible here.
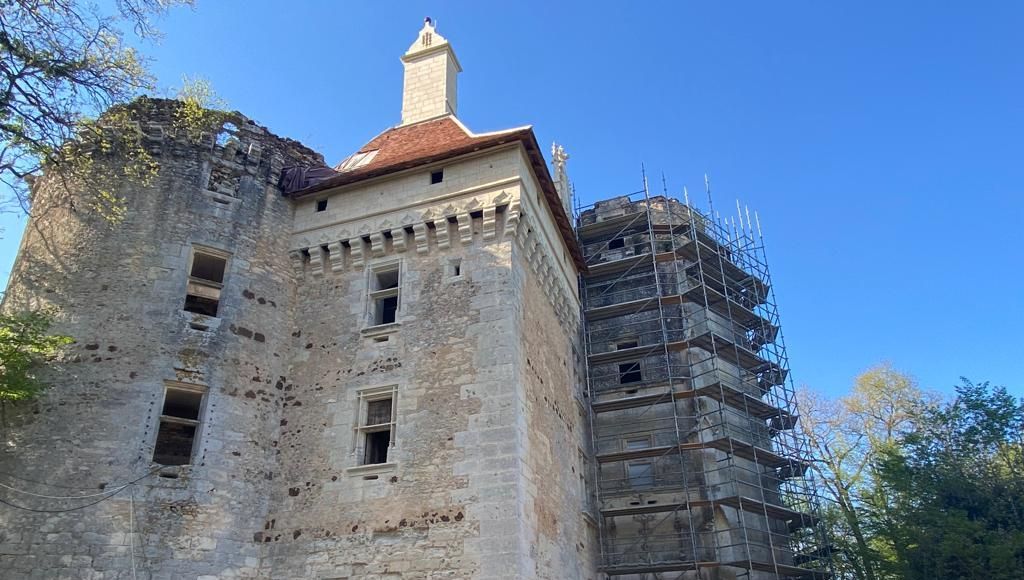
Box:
[1,1,1021,398]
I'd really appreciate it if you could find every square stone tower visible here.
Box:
[264,18,598,579]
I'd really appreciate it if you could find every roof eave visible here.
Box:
[287,128,587,273]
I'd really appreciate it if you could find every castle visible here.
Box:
[0,20,830,580]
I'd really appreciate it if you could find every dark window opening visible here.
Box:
[616,340,638,350]
[430,169,444,184]
[374,269,399,290]
[152,422,196,466]
[369,265,400,326]
[619,362,642,384]
[184,295,219,317]
[185,251,227,318]
[608,237,625,250]
[316,199,328,212]
[153,386,204,466]
[376,296,398,325]
[162,388,203,420]
[363,430,391,465]
[190,253,226,283]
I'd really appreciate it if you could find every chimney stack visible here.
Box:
[400,18,462,125]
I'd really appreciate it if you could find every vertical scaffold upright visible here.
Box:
[575,177,831,580]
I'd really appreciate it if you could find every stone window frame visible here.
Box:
[623,435,654,490]
[347,384,399,476]
[151,380,209,466]
[612,338,639,351]
[183,244,231,319]
[363,258,403,332]
[444,256,463,282]
[617,359,644,385]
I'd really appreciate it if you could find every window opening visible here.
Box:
[430,169,444,184]
[356,389,396,466]
[369,264,401,326]
[616,340,638,350]
[184,249,228,317]
[627,461,654,489]
[619,361,642,384]
[608,237,625,250]
[316,199,328,212]
[448,258,463,278]
[153,384,205,466]
[626,437,651,451]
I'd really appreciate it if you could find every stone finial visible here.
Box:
[406,17,449,55]
[552,142,572,216]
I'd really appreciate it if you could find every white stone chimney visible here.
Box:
[401,18,462,125]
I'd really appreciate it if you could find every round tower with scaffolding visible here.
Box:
[576,187,832,579]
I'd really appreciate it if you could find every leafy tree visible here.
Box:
[873,379,1024,580]
[1,0,192,216]
[798,363,929,579]
[0,309,72,401]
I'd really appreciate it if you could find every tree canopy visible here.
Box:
[801,367,1024,579]
[1,0,192,214]
[0,310,71,401]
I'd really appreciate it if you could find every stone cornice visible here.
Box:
[289,188,579,332]
[290,176,521,238]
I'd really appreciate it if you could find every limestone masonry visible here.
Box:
[0,19,830,580]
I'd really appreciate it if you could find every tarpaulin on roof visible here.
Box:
[279,165,339,194]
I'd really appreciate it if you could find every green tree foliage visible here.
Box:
[799,364,928,580]
[802,369,1024,580]
[873,379,1024,580]
[0,310,72,401]
[0,0,192,216]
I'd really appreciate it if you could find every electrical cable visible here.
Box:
[0,467,162,492]
[0,480,133,500]
[0,468,161,513]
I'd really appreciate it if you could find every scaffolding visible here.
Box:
[576,177,832,580]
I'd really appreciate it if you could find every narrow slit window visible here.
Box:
[619,362,642,384]
[368,264,401,326]
[448,258,462,278]
[153,385,206,466]
[356,389,397,466]
[184,249,228,317]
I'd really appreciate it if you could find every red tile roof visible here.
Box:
[287,116,585,271]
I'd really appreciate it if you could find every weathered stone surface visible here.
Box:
[0,104,595,579]
[0,21,600,580]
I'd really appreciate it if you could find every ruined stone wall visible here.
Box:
[0,98,322,580]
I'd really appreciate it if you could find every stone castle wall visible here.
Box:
[0,99,596,579]
[0,98,322,580]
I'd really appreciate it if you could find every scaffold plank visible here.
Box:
[589,380,791,423]
[599,494,817,529]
